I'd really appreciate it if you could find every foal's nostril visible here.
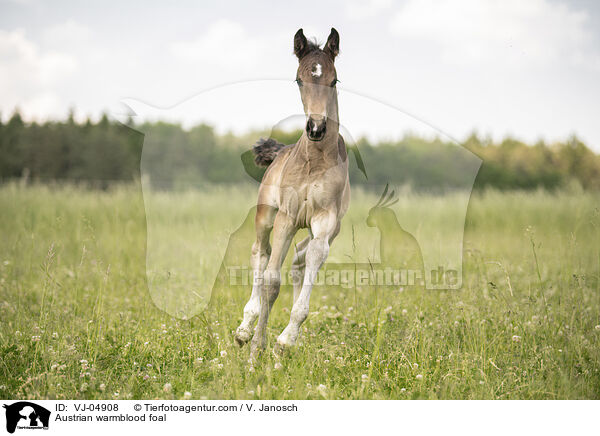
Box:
[306,116,327,140]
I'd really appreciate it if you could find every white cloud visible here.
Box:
[345,0,393,21]
[0,29,78,82]
[170,19,273,70]
[0,29,78,119]
[20,92,64,119]
[42,20,92,49]
[389,0,598,68]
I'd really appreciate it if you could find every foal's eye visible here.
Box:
[330,79,339,87]
[295,78,303,87]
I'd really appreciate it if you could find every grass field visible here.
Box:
[0,182,599,399]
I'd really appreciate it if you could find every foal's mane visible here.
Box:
[304,38,322,54]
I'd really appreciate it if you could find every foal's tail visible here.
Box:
[253,138,286,167]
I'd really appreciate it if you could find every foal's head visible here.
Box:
[293,28,340,142]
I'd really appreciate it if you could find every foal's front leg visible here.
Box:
[235,204,275,346]
[277,215,339,348]
[250,211,295,358]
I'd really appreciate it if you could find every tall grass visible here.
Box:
[0,182,599,399]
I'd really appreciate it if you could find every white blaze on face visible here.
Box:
[311,63,322,77]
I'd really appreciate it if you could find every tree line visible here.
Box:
[1,111,599,191]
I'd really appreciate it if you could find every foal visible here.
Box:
[235,28,350,357]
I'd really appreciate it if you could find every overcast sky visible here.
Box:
[1,0,599,149]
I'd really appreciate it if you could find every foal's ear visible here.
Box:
[324,28,340,60]
[294,28,309,59]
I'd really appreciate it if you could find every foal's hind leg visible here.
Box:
[235,204,275,346]
[291,235,311,304]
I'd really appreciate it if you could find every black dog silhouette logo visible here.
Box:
[3,402,50,433]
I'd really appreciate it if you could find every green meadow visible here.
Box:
[0,183,599,399]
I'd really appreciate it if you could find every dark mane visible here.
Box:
[295,38,322,57]
[306,38,322,53]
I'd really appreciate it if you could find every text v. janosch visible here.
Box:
[142,403,298,412]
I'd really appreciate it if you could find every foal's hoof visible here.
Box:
[276,331,297,348]
[234,327,252,347]
[273,341,289,356]
[275,335,297,355]
[249,344,264,361]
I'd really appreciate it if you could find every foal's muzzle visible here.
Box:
[306,115,327,141]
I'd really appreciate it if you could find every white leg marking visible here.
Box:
[236,206,275,346]
[235,248,266,344]
[277,235,329,347]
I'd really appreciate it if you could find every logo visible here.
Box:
[2,402,50,434]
